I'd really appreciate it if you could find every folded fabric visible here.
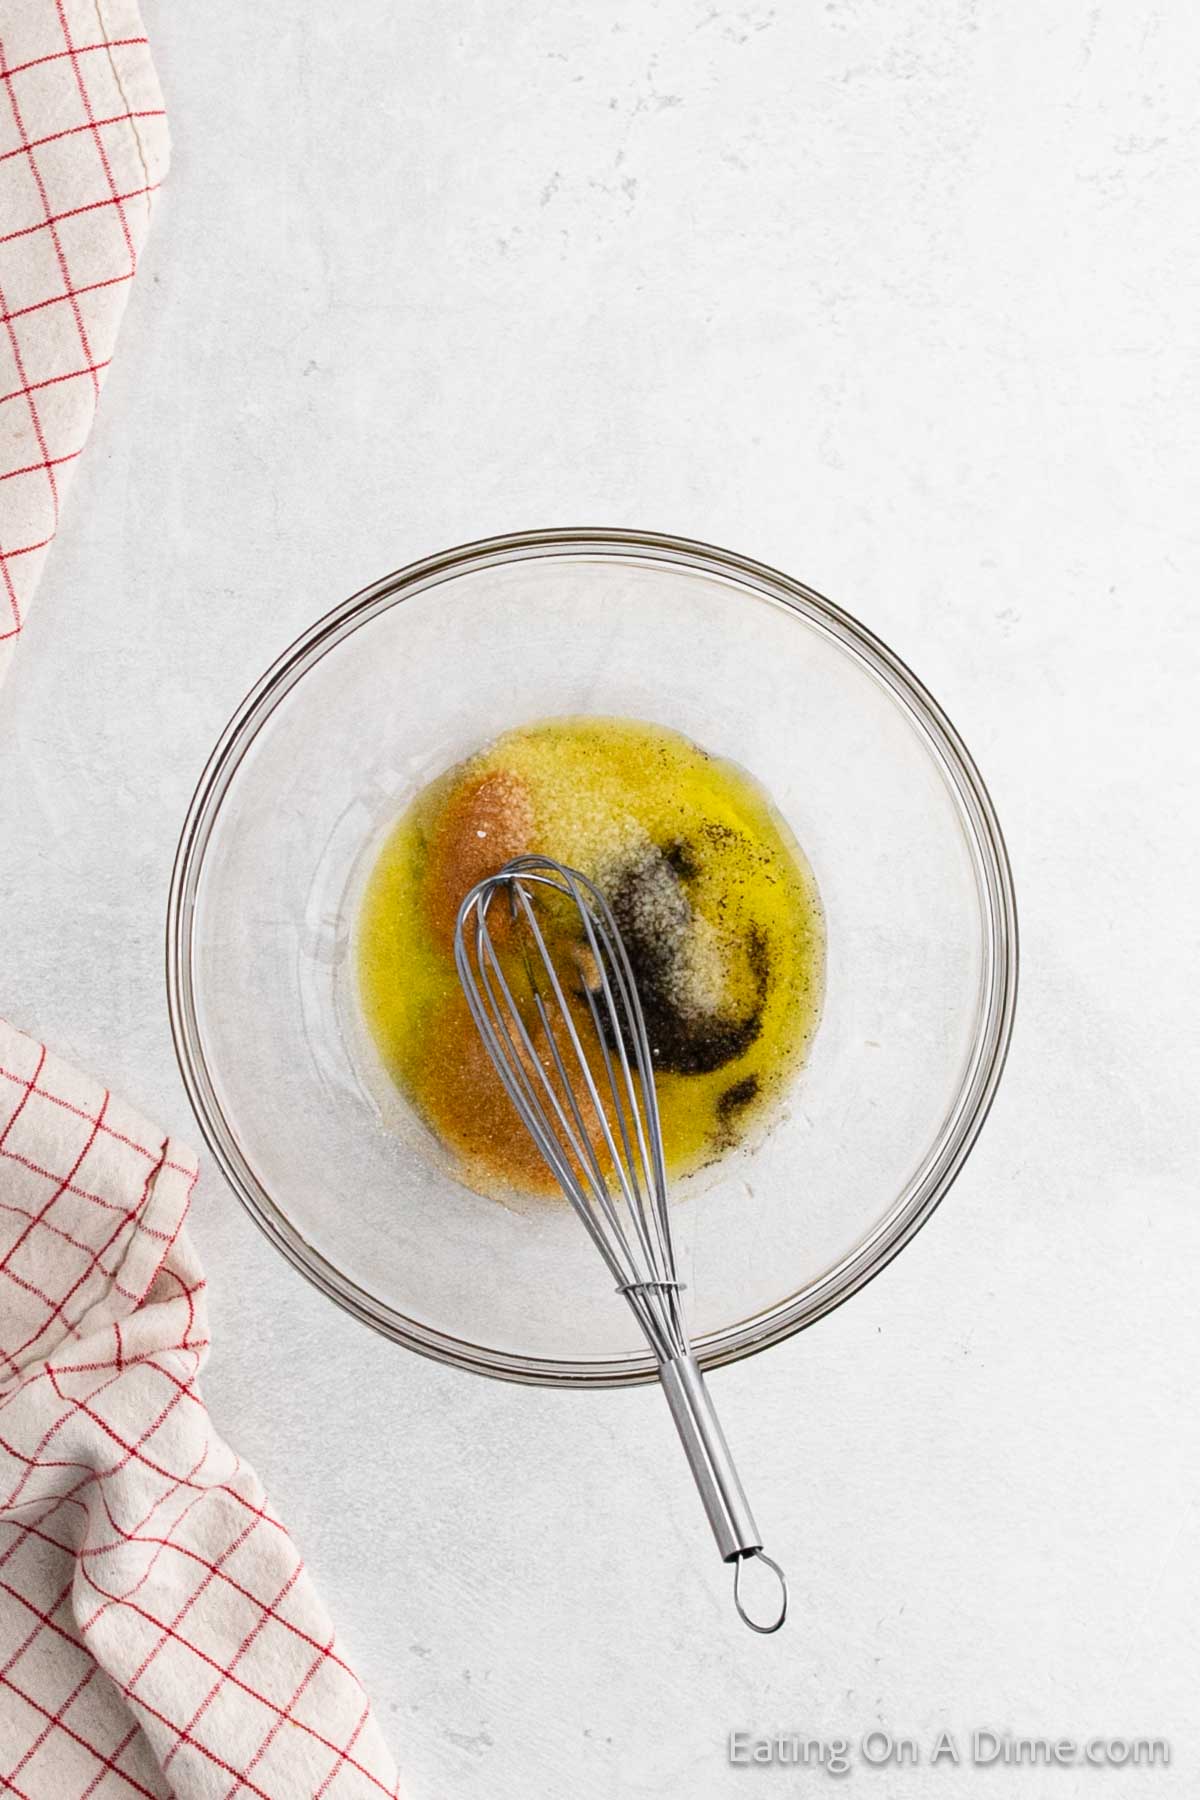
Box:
[0,1018,401,1797]
[1,0,169,687]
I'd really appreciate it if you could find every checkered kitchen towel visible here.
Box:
[1,6,400,1795]
[0,1022,401,1798]
[0,0,167,682]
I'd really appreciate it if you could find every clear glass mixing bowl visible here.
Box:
[167,530,1017,1385]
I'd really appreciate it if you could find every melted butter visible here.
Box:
[355,716,825,1203]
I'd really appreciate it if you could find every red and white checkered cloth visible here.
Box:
[0,1022,401,1798]
[0,6,402,1795]
[0,0,168,684]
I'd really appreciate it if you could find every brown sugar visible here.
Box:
[424,768,535,951]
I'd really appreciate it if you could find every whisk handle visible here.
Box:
[659,1354,787,1632]
[658,1353,762,1562]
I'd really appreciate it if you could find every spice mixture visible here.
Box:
[355,716,824,1203]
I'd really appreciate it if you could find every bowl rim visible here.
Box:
[166,526,1018,1387]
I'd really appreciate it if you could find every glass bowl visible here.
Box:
[167,530,1017,1386]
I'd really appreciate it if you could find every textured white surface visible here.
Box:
[1,2,1197,1796]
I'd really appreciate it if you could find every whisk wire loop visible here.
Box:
[524,859,680,1331]
[517,866,665,1213]
[467,902,645,1305]
[464,877,668,1357]
[509,881,652,1271]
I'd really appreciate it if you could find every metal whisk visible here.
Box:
[454,854,787,1633]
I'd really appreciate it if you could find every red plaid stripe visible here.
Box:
[0,1016,402,1795]
[0,0,168,663]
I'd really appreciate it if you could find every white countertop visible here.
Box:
[1,3,1197,1796]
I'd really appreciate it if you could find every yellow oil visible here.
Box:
[355,716,824,1203]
